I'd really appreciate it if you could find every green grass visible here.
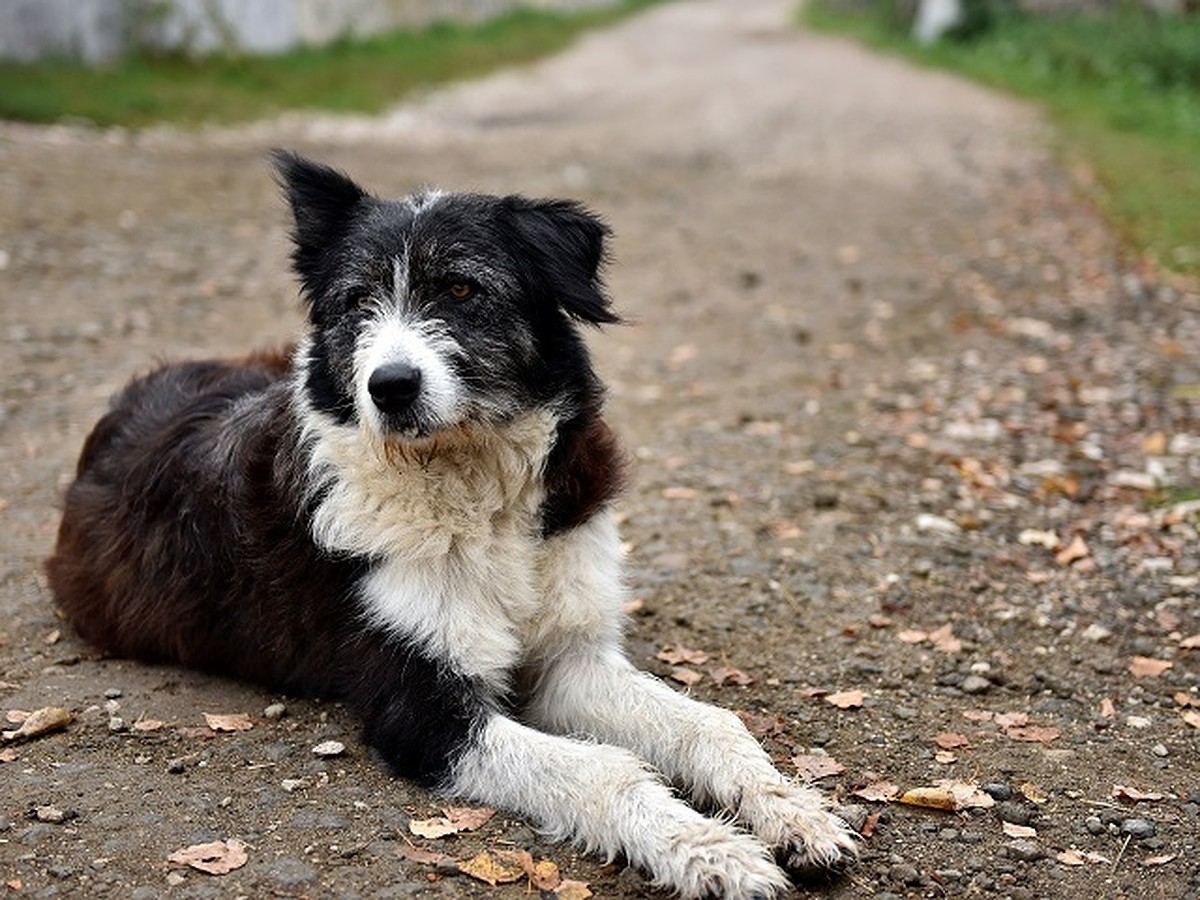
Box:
[804,1,1200,275]
[0,1,660,129]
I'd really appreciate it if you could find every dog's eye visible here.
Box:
[448,282,475,300]
[349,292,373,311]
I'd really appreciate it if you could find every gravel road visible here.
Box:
[2,0,1198,897]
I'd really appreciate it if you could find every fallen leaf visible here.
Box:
[656,643,709,666]
[1018,528,1061,550]
[1098,698,1116,718]
[791,754,845,781]
[736,710,786,739]
[933,733,970,750]
[203,713,253,733]
[396,845,450,865]
[1056,849,1087,866]
[962,709,995,723]
[311,740,345,757]
[860,810,881,837]
[927,623,962,654]
[555,879,594,900]
[1128,656,1173,679]
[1112,785,1166,802]
[408,806,495,839]
[1020,783,1048,804]
[4,710,27,724]
[1174,692,1200,708]
[408,817,457,840]
[527,858,562,891]
[896,629,928,644]
[167,839,248,875]
[710,665,754,687]
[668,667,704,687]
[1055,535,1090,566]
[1142,853,1177,867]
[1003,725,1061,744]
[1,706,72,742]
[867,614,893,628]
[897,786,957,811]
[824,689,865,710]
[43,629,61,646]
[852,781,900,803]
[0,747,18,763]
[458,849,531,886]
[132,718,168,732]
[1180,633,1200,650]
[1002,822,1037,838]
[993,711,1029,730]
[934,751,957,764]
[1183,710,1200,729]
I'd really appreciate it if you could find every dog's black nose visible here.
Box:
[368,362,423,414]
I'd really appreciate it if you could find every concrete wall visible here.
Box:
[0,0,621,63]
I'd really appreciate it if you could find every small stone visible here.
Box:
[1085,815,1104,835]
[311,740,345,758]
[103,688,123,700]
[33,806,68,824]
[1120,818,1155,839]
[960,675,992,695]
[995,802,1034,826]
[832,804,868,833]
[935,869,963,882]
[893,706,919,720]
[107,716,128,733]
[281,778,311,793]
[1151,743,1169,758]
[981,783,1014,802]
[264,703,287,720]
[889,863,921,886]
[166,758,186,774]
[435,857,462,877]
[938,828,959,841]
[1004,838,1046,862]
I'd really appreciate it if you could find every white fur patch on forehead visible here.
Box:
[406,189,447,214]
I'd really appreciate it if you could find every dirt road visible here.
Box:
[2,0,1198,897]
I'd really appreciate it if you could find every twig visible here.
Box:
[1111,834,1132,872]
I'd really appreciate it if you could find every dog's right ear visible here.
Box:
[272,150,367,289]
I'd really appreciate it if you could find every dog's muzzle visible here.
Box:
[368,362,423,415]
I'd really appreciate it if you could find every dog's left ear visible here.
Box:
[505,198,621,326]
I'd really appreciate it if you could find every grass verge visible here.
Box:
[804,1,1200,275]
[0,1,660,129]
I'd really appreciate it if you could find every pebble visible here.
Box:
[1151,743,1169,758]
[1085,815,1105,835]
[33,806,68,824]
[102,688,123,700]
[981,783,1014,802]
[1004,838,1046,862]
[1120,817,1156,839]
[165,757,186,774]
[107,716,128,733]
[995,802,1035,826]
[264,702,287,719]
[960,675,992,695]
[889,863,922,886]
[311,740,345,758]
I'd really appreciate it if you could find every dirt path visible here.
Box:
[2,0,1198,897]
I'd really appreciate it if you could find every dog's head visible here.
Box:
[274,151,617,441]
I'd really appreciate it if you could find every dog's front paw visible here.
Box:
[738,781,859,882]
[653,819,788,900]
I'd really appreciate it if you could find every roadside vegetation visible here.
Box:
[0,1,659,129]
[804,1,1200,275]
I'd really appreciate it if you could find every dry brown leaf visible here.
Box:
[668,667,704,687]
[962,709,995,723]
[897,786,957,811]
[896,629,928,644]
[934,751,957,764]
[1180,633,1200,650]
[993,711,1029,730]
[203,712,253,733]
[933,733,969,750]
[928,623,962,654]
[396,845,450,865]
[1098,697,1116,718]
[1174,692,1200,708]
[853,781,900,803]
[132,718,168,732]
[1056,849,1087,866]
[5,710,28,725]
[1003,725,1061,744]
[1142,853,1177,867]
[1002,822,1037,838]
[1183,710,1200,730]
[167,839,248,875]
[791,754,845,781]
[1055,535,1090,566]
[1112,785,1166,802]
[555,879,594,900]
[408,806,495,839]
[527,858,562,891]
[1128,656,1173,679]
[1020,783,1048,804]
[656,643,709,666]
[458,849,531,886]
[1,706,72,742]
[736,710,786,739]
[867,614,893,628]
[0,747,18,763]
[408,817,458,840]
[710,665,754,687]
[824,689,865,710]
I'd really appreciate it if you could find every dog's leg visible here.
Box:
[529,514,858,879]
[352,632,785,899]
[448,713,789,900]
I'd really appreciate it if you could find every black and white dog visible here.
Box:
[47,153,856,898]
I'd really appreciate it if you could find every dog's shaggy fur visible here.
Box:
[47,153,856,898]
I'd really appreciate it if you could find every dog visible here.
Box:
[46,152,856,898]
